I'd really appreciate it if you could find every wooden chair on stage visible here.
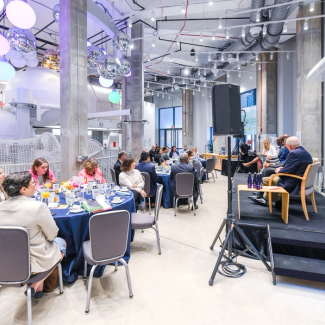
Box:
[268,162,320,221]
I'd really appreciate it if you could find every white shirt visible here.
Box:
[119,169,144,193]
[264,145,277,158]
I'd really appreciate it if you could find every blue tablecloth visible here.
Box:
[157,173,173,209]
[51,192,136,283]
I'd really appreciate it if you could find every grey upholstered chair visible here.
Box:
[192,161,203,204]
[174,172,196,216]
[110,168,117,185]
[83,210,133,313]
[204,158,216,182]
[0,226,63,325]
[159,158,165,165]
[200,167,204,196]
[131,184,163,254]
[141,172,155,215]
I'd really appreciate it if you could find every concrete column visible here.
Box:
[296,4,322,158]
[182,89,194,148]
[16,88,31,139]
[122,23,144,160]
[60,0,88,179]
[256,52,277,135]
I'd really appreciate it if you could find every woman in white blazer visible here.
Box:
[0,171,65,299]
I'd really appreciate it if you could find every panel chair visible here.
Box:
[0,226,64,325]
[192,161,203,204]
[174,173,196,216]
[159,158,165,165]
[83,210,133,313]
[212,155,218,179]
[141,172,155,215]
[203,158,216,182]
[110,168,117,185]
[268,162,320,221]
[131,184,163,254]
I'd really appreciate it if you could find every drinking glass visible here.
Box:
[78,190,84,206]
[45,180,51,189]
[41,189,50,205]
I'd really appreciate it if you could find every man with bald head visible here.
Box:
[251,136,313,207]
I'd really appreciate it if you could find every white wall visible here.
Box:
[143,101,156,149]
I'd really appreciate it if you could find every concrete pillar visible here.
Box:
[296,4,322,158]
[182,89,194,147]
[122,23,144,160]
[16,88,31,139]
[60,0,88,179]
[256,52,277,135]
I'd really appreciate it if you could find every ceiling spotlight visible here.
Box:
[154,75,157,81]
[304,19,308,30]
[202,92,205,97]
[199,32,203,42]
[195,56,198,62]
[167,68,170,74]
[198,69,200,76]
[236,53,239,61]
[162,93,164,98]
[214,70,217,76]
[218,18,222,29]
[221,53,224,61]
[151,11,155,21]
[147,82,149,88]
[128,17,132,28]
[256,10,260,23]
[157,92,159,97]
[193,91,195,96]
[176,35,180,45]
[151,39,155,47]
[181,2,186,13]
[287,52,290,60]
[204,81,207,87]
[209,93,211,98]
[186,84,188,89]
[209,1,213,5]
[147,54,151,61]
[162,85,164,90]
[172,77,175,84]
[263,25,267,36]
[208,54,211,61]
[170,57,173,62]
[198,86,200,91]
[183,78,185,83]
[239,72,241,78]
[283,22,287,33]
[212,32,216,40]
[130,43,134,49]
[184,68,189,75]
[169,94,171,99]
[190,48,195,56]
[270,52,273,60]
[241,27,245,38]
[255,53,258,61]
[203,69,206,76]
[238,64,241,70]
[310,2,315,12]
[258,63,261,70]
[225,29,229,39]
[213,62,217,69]
[227,71,229,78]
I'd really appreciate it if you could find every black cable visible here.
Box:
[217,260,247,278]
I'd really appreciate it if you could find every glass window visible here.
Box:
[159,108,173,129]
[176,129,182,149]
[166,130,172,148]
[174,106,182,128]
[160,130,165,148]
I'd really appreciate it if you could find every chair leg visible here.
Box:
[119,259,133,298]
[311,191,318,213]
[188,198,190,210]
[174,198,179,216]
[85,265,97,313]
[58,263,64,294]
[212,172,215,182]
[301,194,309,221]
[27,284,32,325]
[115,261,118,272]
[148,197,151,215]
[215,170,218,179]
[192,197,196,216]
[151,224,161,254]
[83,260,87,280]
[199,189,203,204]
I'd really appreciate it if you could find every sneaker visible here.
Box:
[251,197,267,206]
[192,205,199,210]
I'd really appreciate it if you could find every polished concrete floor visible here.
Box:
[1,173,325,325]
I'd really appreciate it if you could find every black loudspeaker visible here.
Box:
[212,84,242,136]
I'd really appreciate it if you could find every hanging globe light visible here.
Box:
[53,4,60,23]
[0,0,4,11]
[6,0,37,29]
[41,48,60,70]
[119,58,131,76]
[108,90,121,104]
[97,55,121,79]
[6,27,36,55]
[87,45,103,68]
[0,59,16,81]
[112,32,132,53]
[99,76,114,88]
[0,32,10,56]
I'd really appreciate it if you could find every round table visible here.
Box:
[157,173,173,208]
[51,192,136,283]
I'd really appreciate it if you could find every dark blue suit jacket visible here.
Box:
[135,161,158,196]
[113,160,122,186]
[277,146,313,195]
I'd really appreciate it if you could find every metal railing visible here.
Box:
[96,156,118,182]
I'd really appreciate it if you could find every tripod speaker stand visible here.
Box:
[209,136,271,286]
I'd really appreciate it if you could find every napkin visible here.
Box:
[115,191,131,196]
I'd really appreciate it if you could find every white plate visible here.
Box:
[119,188,129,192]
[70,207,83,213]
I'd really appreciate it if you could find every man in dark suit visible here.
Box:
[113,151,127,186]
[149,145,157,162]
[161,147,169,161]
[170,153,201,209]
[252,137,313,207]
[135,152,158,197]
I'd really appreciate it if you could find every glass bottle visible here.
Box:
[253,172,257,188]
[247,172,252,188]
[256,174,261,190]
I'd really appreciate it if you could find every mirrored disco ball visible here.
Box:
[119,58,131,75]
[112,32,132,53]
[53,4,60,23]
[87,45,103,69]
[6,27,36,54]
[44,49,58,63]
[97,55,121,79]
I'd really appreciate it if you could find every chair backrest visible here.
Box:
[110,168,116,184]
[206,158,215,173]
[89,210,130,262]
[176,173,194,197]
[304,162,321,190]
[154,185,164,222]
[200,167,204,179]
[0,227,30,284]
[199,154,203,159]
[193,161,201,176]
[159,158,164,165]
[141,172,150,195]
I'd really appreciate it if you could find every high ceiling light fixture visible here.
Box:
[208,54,211,61]
[151,39,155,47]
[212,32,216,40]
[221,53,225,61]
[270,52,274,60]
[147,82,149,88]
[209,1,213,5]
[195,55,198,62]
[241,27,245,38]
[128,17,132,28]
[258,63,261,70]
[287,52,290,60]
[239,72,241,78]
[227,71,230,78]
[199,32,203,42]
[154,75,157,81]
[255,53,259,61]
[310,2,315,11]
[238,64,241,70]
[263,25,267,36]
[184,68,189,75]
[181,2,186,13]
[256,10,260,23]
[236,53,239,61]
[203,69,206,76]
[225,29,229,39]
[6,0,37,29]
[304,19,308,30]
[283,22,287,33]
[218,18,222,29]
[250,74,252,79]
[151,11,155,21]
[198,69,201,75]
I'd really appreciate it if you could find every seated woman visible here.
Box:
[78,158,104,183]
[29,158,57,190]
[169,146,179,159]
[191,147,198,157]
[154,148,163,165]
[188,150,196,161]
[0,171,65,299]
[119,157,147,211]
[0,167,8,202]
[243,138,277,171]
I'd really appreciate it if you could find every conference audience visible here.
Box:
[78,158,104,183]
[251,136,313,207]
[170,153,201,209]
[169,146,179,158]
[161,147,170,161]
[138,149,149,163]
[0,171,65,299]
[119,157,147,211]
[135,152,158,205]
[0,167,8,202]
[113,151,127,185]
[188,150,195,160]
[191,147,198,157]
[149,145,157,162]
[29,158,57,190]
[180,145,188,154]
[239,139,252,162]
[155,148,163,165]
[243,138,277,170]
